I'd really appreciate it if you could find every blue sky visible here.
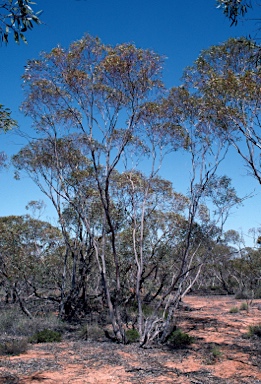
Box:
[0,0,260,245]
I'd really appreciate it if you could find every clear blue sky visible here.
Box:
[0,0,259,245]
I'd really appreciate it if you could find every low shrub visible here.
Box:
[79,324,88,340]
[254,287,261,299]
[248,324,261,338]
[168,329,194,348]
[79,324,104,341]
[0,338,28,355]
[205,343,223,364]
[211,346,222,359]
[29,329,62,343]
[0,309,20,335]
[240,302,248,311]
[235,291,252,300]
[142,305,154,317]
[125,328,140,343]
[0,309,64,337]
[229,306,239,313]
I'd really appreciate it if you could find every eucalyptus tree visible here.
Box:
[183,38,261,185]
[134,85,242,344]
[13,34,168,341]
[231,246,261,297]
[0,215,63,317]
[113,169,189,340]
[13,34,242,344]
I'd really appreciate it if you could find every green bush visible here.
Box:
[168,329,194,348]
[0,309,64,337]
[205,343,223,364]
[240,302,248,311]
[142,305,154,317]
[254,287,261,299]
[79,324,88,340]
[29,329,62,343]
[211,346,222,359]
[0,338,28,355]
[0,309,19,335]
[235,291,252,300]
[229,306,239,313]
[125,328,140,343]
[248,324,261,338]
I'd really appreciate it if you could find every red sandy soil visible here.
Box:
[0,295,261,383]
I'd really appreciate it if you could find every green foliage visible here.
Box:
[254,287,261,299]
[29,329,62,343]
[216,0,251,26]
[235,291,252,300]
[0,104,17,131]
[167,329,194,348]
[0,104,18,169]
[0,308,64,337]
[211,345,222,359]
[79,324,105,341]
[240,302,248,311]
[11,33,246,345]
[142,304,154,317]
[0,215,64,307]
[0,338,28,355]
[0,0,42,44]
[229,306,239,313]
[0,309,17,334]
[125,328,140,343]
[248,324,261,338]
[205,343,223,364]
[79,324,89,340]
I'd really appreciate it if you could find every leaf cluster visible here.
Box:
[0,103,17,131]
[0,0,42,44]
[216,0,252,26]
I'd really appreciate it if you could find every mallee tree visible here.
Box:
[13,34,241,345]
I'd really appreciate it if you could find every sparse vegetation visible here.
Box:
[235,291,252,300]
[240,302,249,311]
[0,338,28,356]
[229,306,239,313]
[29,329,62,343]
[125,328,140,343]
[0,297,259,382]
[0,308,65,337]
[248,324,261,338]
[167,329,194,348]
[211,345,222,359]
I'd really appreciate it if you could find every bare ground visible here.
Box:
[0,295,261,383]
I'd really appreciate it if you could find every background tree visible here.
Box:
[183,38,261,185]
[0,215,64,317]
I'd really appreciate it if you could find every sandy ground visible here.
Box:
[0,295,261,383]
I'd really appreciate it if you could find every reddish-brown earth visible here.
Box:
[0,295,261,383]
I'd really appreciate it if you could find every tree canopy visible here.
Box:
[10,34,244,345]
